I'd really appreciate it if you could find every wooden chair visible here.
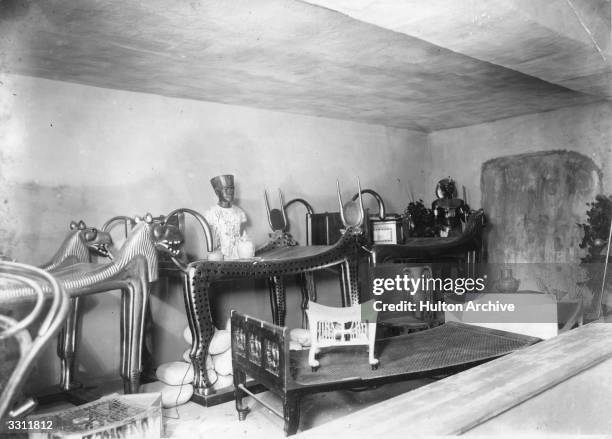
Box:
[306,300,378,370]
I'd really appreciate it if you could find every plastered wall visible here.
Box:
[0,74,428,389]
[427,102,612,295]
[427,102,612,209]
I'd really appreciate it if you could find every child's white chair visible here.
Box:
[306,300,378,371]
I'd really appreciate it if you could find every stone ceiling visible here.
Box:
[1,0,610,131]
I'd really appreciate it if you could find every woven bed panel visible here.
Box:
[291,322,539,386]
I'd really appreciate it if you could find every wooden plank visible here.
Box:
[297,323,612,438]
[466,356,612,434]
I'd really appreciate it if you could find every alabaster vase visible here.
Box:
[495,268,520,294]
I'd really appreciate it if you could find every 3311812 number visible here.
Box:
[6,419,53,430]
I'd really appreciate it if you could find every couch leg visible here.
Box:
[283,392,301,436]
[234,370,250,421]
[238,407,250,421]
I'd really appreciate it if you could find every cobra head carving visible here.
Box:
[337,178,365,230]
[264,189,288,232]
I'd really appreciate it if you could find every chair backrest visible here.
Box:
[305,300,379,369]
[307,212,344,245]
[0,262,69,421]
[306,301,377,346]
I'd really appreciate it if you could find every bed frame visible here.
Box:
[230,309,540,436]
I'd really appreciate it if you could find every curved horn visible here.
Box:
[356,177,364,227]
[278,189,288,230]
[164,208,214,253]
[337,180,348,228]
[351,188,386,220]
[264,189,273,230]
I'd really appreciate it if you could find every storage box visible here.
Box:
[27,393,162,439]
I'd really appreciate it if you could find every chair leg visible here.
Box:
[367,322,379,370]
[283,392,301,436]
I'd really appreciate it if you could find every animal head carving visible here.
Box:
[151,208,214,272]
[113,213,176,283]
[109,209,212,279]
[42,220,113,271]
[148,214,184,258]
[68,220,113,258]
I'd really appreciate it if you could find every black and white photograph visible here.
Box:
[1,1,611,437]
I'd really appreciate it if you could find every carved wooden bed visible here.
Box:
[230,310,540,436]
